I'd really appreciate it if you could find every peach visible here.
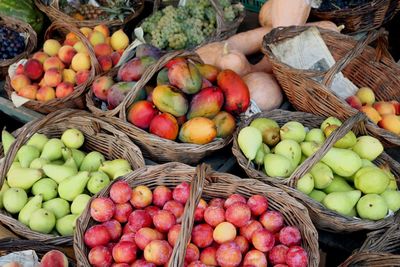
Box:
[11,74,30,92]
[204,206,225,227]
[24,59,43,80]
[378,114,400,135]
[43,56,64,71]
[185,243,200,263]
[286,246,308,267]
[64,32,79,46]
[163,200,184,222]
[18,84,38,100]
[94,43,113,57]
[356,87,375,105]
[40,250,68,267]
[71,52,91,72]
[240,220,263,241]
[15,63,24,75]
[58,45,77,65]
[234,236,249,254]
[73,41,88,54]
[88,246,112,267]
[209,198,225,207]
[92,76,114,101]
[172,182,190,204]
[89,31,106,46]
[144,240,172,266]
[135,227,162,250]
[269,244,289,265]
[98,55,113,72]
[131,185,153,208]
[346,95,362,110]
[62,69,76,84]
[247,195,268,216]
[260,211,284,233]
[145,206,160,219]
[114,203,133,223]
[84,225,111,248]
[32,52,49,64]
[200,247,217,266]
[38,78,46,87]
[36,86,55,102]
[55,82,74,98]
[44,68,62,87]
[213,222,237,244]
[76,70,90,85]
[79,27,92,37]
[43,39,61,56]
[167,224,181,246]
[131,259,156,267]
[153,186,172,207]
[373,101,396,116]
[243,250,268,267]
[112,241,137,264]
[90,197,116,222]
[224,194,246,209]
[110,180,132,204]
[191,224,213,248]
[102,219,122,241]
[391,100,400,115]
[360,105,382,124]
[216,241,242,267]
[111,51,121,66]
[94,24,110,38]
[225,202,251,227]
[153,210,176,232]
[127,210,152,233]
[194,199,207,222]
[252,229,275,252]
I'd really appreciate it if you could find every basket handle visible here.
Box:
[168,163,210,267]
[322,28,391,87]
[287,111,367,187]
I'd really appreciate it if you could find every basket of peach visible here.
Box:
[74,163,320,267]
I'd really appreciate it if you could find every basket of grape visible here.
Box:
[311,0,400,34]
[137,0,245,51]
[34,0,144,29]
[0,15,37,79]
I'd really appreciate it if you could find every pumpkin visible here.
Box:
[259,0,311,28]
[215,43,253,76]
[227,26,272,56]
[259,0,273,28]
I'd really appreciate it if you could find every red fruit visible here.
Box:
[110,181,132,204]
[188,261,206,267]
[90,197,116,222]
[24,59,44,80]
[275,232,281,245]
[168,61,202,94]
[225,202,251,227]
[286,246,308,267]
[120,232,136,243]
[185,243,200,263]
[200,247,217,266]
[260,211,284,233]
[153,210,176,232]
[269,244,289,265]
[216,241,242,267]
[112,241,137,263]
[163,200,184,222]
[128,101,158,130]
[144,240,172,266]
[145,206,160,218]
[172,182,190,204]
[391,100,400,115]
[135,227,163,250]
[149,113,179,140]
[92,76,114,101]
[234,236,249,254]
[112,264,130,267]
[118,57,156,82]
[187,87,224,119]
[195,64,219,82]
[107,242,117,252]
[102,219,122,241]
[111,51,121,66]
[243,250,268,267]
[168,224,181,247]
[204,206,225,227]
[153,185,172,207]
[55,82,74,98]
[131,185,153,209]
[279,226,302,246]
[191,224,213,248]
[274,264,289,267]
[76,70,90,85]
[89,246,112,267]
[240,220,263,241]
[128,210,152,232]
[165,57,186,68]
[114,203,133,223]
[251,229,275,252]
[131,259,156,267]
[40,250,68,267]
[224,194,246,209]
[15,64,25,75]
[209,198,225,207]
[346,95,362,110]
[194,199,207,222]
[247,195,268,216]
[84,225,111,248]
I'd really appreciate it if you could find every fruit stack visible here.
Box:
[0,26,26,60]
[236,113,400,221]
[346,87,400,135]
[0,127,133,237]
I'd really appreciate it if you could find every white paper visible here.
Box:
[11,92,31,107]
[0,250,39,267]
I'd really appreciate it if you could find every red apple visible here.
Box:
[153,186,172,207]
[187,261,206,267]
[145,206,160,219]
[84,225,111,248]
[209,198,225,208]
[135,227,163,250]
[24,59,44,80]
[204,206,225,227]
[191,224,213,248]
[234,236,249,254]
[120,232,136,243]
[247,195,268,216]
[194,199,207,222]
[114,203,133,223]
[131,259,156,267]
[224,194,246,209]
[112,264,130,267]
[279,226,302,246]
[286,246,308,267]
[144,240,172,266]
[102,219,122,241]
[153,210,176,232]
[167,224,181,247]
[269,244,289,265]
[112,241,137,264]
[243,250,268,267]
[110,181,132,204]
[172,182,190,204]
[216,241,242,267]
[185,243,200,263]
[260,211,284,233]
[89,246,112,267]
[128,210,152,232]
[200,247,217,266]
[240,220,263,241]
[163,200,184,222]
[251,229,275,252]
[225,202,251,227]
[90,197,116,222]
[131,185,153,209]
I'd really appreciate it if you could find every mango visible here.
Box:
[117,56,156,82]
[179,117,217,145]
[187,87,224,119]
[152,85,188,117]
[106,82,136,109]
[136,44,162,59]
[165,57,186,68]
[195,63,219,82]
[217,69,250,114]
[201,78,213,89]
[212,111,236,138]
[157,68,169,85]
[168,61,202,94]
[149,113,179,140]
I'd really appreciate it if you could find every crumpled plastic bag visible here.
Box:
[0,250,39,267]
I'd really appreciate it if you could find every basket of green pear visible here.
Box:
[0,109,145,245]
[232,109,400,232]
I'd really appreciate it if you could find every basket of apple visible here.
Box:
[232,109,400,232]
[74,163,319,266]
[0,109,145,245]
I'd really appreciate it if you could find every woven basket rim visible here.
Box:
[312,0,388,13]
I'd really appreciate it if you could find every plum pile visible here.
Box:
[0,26,25,60]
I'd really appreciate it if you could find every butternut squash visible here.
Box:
[259,0,273,28]
[226,26,272,56]
[216,43,252,76]
[195,42,224,65]
[305,21,344,32]
[251,56,273,74]
[264,0,311,28]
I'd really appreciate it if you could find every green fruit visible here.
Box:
[29,158,49,169]
[17,145,40,168]
[7,167,43,190]
[354,168,389,194]
[264,153,294,178]
[51,160,64,165]
[1,129,15,155]
[71,194,91,215]
[0,182,10,209]
[32,178,58,201]
[347,208,357,217]
[381,190,400,212]
[43,198,70,219]
[320,117,342,131]
[322,190,361,216]
[3,187,27,214]
[99,159,132,180]
[323,125,357,149]
[42,164,78,184]
[300,142,321,157]
[80,151,105,172]
[61,128,85,149]
[56,214,78,236]
[323,175,354,194]
[274,140,302,168]
[249,118,280,146]
[58,171,90,201]
[254,144,266,166]
[29,209,56,234]
[321,147,362,177]
[237,127,262,161]
[87,171,110,194]
[0,0,44,33]
[361,159,376,168]
[310,162,334,189]
[26,133,48,152]
[152,85,189,116]
[308,190,326,202]
[296,173,314,194]
[63,157,77,171]
[40,139,65,161]
[280,121,306,143]
[352,136,384,161]
[69,149,86,168]
[356,194,388,220]
[18,194,42,226]
[305,128,325,144]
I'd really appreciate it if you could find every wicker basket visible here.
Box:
[0,15,37,79]
[0,109,145,245]
[0,238,76,266]
[74,162,320,267]
[34,0,144,29]
[262,26,400,147]
[232,109,400,232]
[311,0,400,34]
[3,21,101,114]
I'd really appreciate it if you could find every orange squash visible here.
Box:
[260,0,311,28]
[258,0,273,28]
[227,26,272,56]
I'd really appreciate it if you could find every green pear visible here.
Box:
[352,136,384,161]
[7,162,21,173]
[361,159,376,168]
[305,128,326,144]
[56,214,78,236]
[357,194,388,220]
[3,187,27,213]
[300,142,321,157]
[347,207,357,217]
[310,162,334,189]
[1,129,15,155]
[61,128,85,149]
[61,148,86,168]
[26,133,48,152]
[323,125,357,149]
[238,127,263,161]
[32,178,58,201]
[29,208,56,234]
[322,190,361,216]
[274,140,302,168]
[71,194,91,215]
[308,190,326,202]
[280,121,306,143]
[42,163,78,184]
[254,144,266,166]
[381,190,400,212]
[354,168,389,194]
[323,175,354,194]
[249,118,280,146]
[30,158,49,169]
[51,160,65,165]
[300,155,307,164]
[43,198,70,219]
[320,117,342,131]
[321,147,362,177]
[351,166,378,183]
[18,194,43,226]
[7,167,43,190]
[296,173,314,194]
[40,138,65,161]
[0,182,9,209]
[99,159,132,180]
[61,147,72,160]
[80,151,106,172]
[380,167,398,190]
[87,171,110,194]
[63,157,78,171]
[58,171,90,201]
[264,154,294,178]
[17,145,40,168]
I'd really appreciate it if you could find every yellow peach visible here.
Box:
[43,39,62,56]
[71,53,91,72]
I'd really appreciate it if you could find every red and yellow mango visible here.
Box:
[168,61,202,94]
[178,117,217,145]
[187,87,224,119]
[152,85,188,117]
[212,111,236,138]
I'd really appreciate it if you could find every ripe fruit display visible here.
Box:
[0,127,133,236]
[237,116,400,221]
[82,180,309,266]
[346,87,400,135]
[1,249,69,267]
[0,26,26,60]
